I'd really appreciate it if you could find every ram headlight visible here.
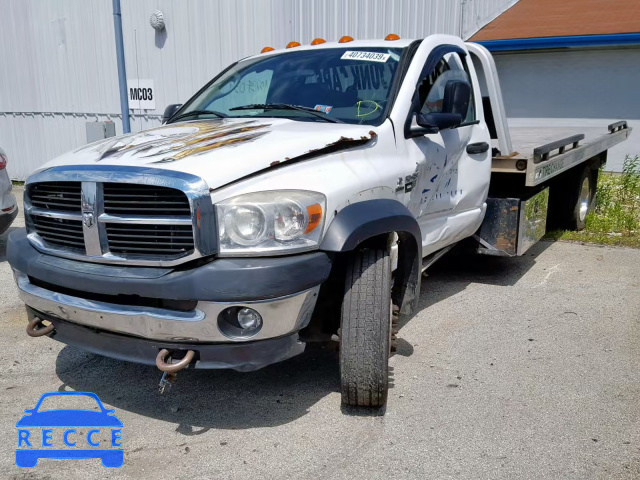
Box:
[216,190,326,256]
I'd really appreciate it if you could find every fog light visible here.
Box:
[237,308,262,330]
[217,306,264,339]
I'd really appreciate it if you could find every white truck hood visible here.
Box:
[43,118,378,190]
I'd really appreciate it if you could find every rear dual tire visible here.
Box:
[568,166,597,231]
[548,165,597,231]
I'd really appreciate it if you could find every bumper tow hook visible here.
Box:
[156,349,195,394]
[26,317,55,337]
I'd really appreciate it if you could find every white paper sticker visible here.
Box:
[340,51,390,63]
[127,79,156,110]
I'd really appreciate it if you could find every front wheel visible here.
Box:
[340,246,392,409]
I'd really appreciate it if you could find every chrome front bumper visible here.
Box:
[15,272,319,343]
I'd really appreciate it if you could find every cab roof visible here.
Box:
[247,38,417,60]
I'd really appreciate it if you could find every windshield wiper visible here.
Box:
[229,103,342,123]
[169,109,227,123]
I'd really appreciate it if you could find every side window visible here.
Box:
[418,52,475,123]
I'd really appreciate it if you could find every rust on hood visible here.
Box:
[209,130,377,193]
[284,130,378,165]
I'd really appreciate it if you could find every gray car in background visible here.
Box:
[0,147,18,234]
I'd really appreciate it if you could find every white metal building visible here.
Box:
[0,0,518,180]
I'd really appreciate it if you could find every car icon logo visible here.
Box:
[16,391,123,468]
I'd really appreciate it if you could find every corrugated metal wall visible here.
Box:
[0,0,518,180]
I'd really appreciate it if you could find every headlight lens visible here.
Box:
[274,198,307,241]
[216,190,326,256]
[224,205,266,245]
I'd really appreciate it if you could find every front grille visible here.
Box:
[29,182,81,212]
[103,183,191,215]
[106,223,194,254]
[31,216,84,250]
[26,180,197,263]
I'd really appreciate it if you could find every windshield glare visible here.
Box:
[179,47,404,125]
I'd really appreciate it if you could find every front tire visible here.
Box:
[340,246,392,408]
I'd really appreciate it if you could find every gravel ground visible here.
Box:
[1,189,638,479]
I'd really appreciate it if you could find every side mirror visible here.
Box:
[408,112,463,137]
[442,79,471,116]
[162,104,182,124]
[407,79,470,137]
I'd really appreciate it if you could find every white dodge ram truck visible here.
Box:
[8,35,631,410]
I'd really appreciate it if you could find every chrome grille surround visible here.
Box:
[24,165,217,267]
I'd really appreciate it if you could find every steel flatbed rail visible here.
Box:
[491,121,632,186]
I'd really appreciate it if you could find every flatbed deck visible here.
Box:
[491,122,632,186]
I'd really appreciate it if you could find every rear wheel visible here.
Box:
[547,165,597,231]
[568,166,597,231]
[340,246,392,408]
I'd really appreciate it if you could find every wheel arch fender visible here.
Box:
[320,199,422,316]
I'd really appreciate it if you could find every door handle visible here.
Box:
[466,142,489,154]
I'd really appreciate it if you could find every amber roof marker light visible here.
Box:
[261,46,275,53]
[338,35,354,43]
[286,41,301,48]
[385,33,401,41]
[311,38,326,45]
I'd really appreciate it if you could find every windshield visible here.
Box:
[174,47,404,126]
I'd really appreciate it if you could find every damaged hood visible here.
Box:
[43,118,378,190]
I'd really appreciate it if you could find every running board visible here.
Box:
[422,244,456,273]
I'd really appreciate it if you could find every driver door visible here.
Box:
[404,48,491,255]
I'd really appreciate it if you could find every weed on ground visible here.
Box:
[547,155,640,248]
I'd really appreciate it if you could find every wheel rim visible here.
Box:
[578,176,591,222]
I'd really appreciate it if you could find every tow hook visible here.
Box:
[26,317,55,337]
[156,349,195,394]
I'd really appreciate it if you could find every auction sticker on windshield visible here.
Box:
[15,391,123,468]
[340,51,390,62]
